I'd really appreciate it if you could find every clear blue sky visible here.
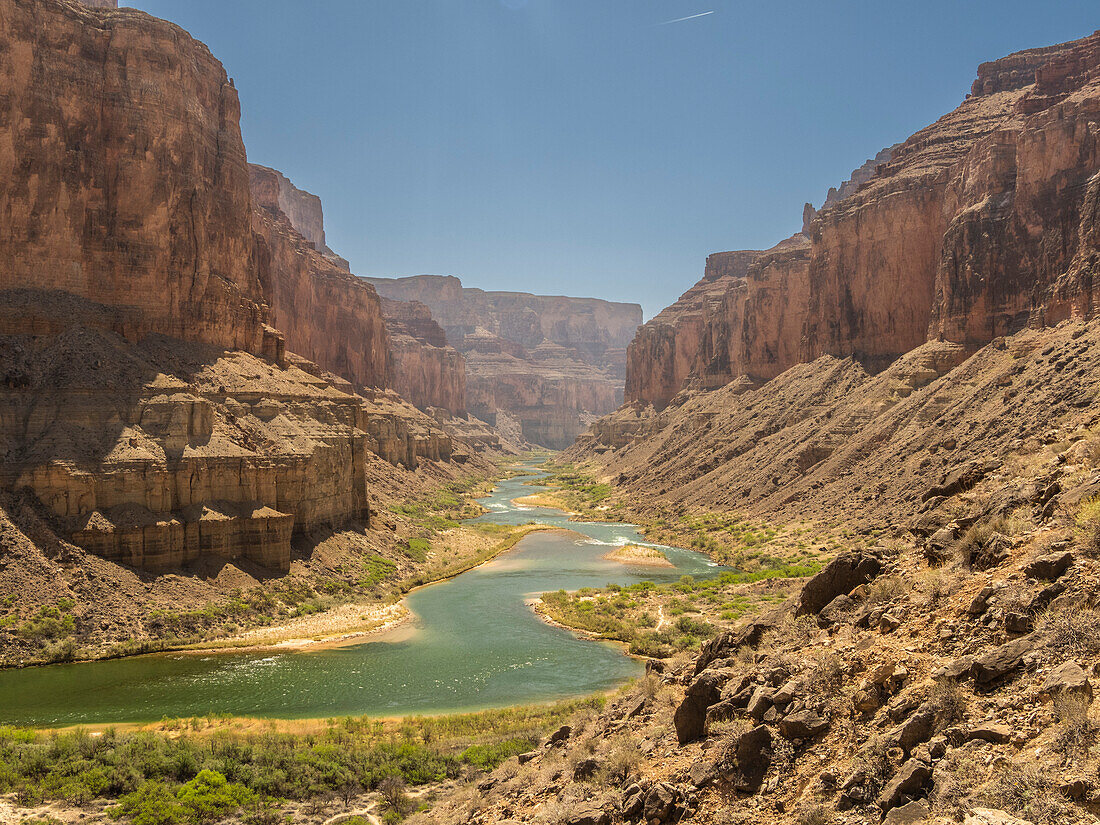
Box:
[127,1,1097,318]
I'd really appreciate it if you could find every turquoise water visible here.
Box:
[0,466,719,726]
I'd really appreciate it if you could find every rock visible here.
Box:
[964,810,1035,825]
[746,687,775,721]
[548,725,572,746]
[573,757,600,781]
[622,786,644,820]
[972,634,1039,685]
[967,724,1011,744]
[923,461,1000,502]
[1041,661,1093,702]
[1023,551,1074,580]
[517,751,538,764]
[564,805,610,825]
[673,670,727,744]
[818,594,856,627]
[688,760,716,788]
[726,725,773,792]
[693,616,780,674]
[884,799,931,824]
[642,782,678,823]
[936,656,977,681]
[886,704,935,754]
[778,710,830,739]
[796,552,883,616]
[877,758,933,811]
[1058,778,1090,800]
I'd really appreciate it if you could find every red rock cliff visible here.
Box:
[378,297,467,415]
[249,164,393,391]
[365,275,640,447]
[0,0,279,359]
[625,29,1100,410]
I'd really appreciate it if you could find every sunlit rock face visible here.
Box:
[365,275,642,448]
[624,29,1100,411]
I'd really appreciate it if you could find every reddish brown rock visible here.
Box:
[624,29,1100,411]
[249,165,393,391]
[366,275,640,447]
[379,298,467,415]
[0,0,277,360]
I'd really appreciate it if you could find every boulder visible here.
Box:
[886,704,935,754]
[642,782,678,823]
[877,758,933,811]
[1024,551,1074,581]
[779,709,830,739]
[964,810,1034,825]
[548,724,571,746]
[693,616,780,674]
[573,757,601,781]
[818,594,856,627]
[733,725,773,791]
[796,552,883,616]
[1041,660,1093,702]
[885,799,931,824]
[673,669,727,744]
[972,635,1039,685]
[565,806,611,825]
[967,724,1012,744]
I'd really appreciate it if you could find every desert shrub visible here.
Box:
[110,781,187,825]
[865,575,910,606]
[928,679,968,731]
[952,517,1005,569]
[1052,693,1098,755]
[1039,603,1100,657]
[597,733,641,785]
[932,752,1077,824]
[795,803,833,825]
[378,774,412,817]
[1077,495,1100,556]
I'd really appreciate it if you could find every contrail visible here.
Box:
[659,10,715,25]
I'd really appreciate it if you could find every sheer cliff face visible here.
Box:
[0,0,275,357]
[0,0,455,574]
[626,29,1100,410]
[379,298,467,415]
[366,275,641,448]
[249,165,393,392]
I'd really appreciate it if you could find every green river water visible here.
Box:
[0,466,720,726]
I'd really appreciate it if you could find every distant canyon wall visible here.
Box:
[625,29,1100,411]
[366,274,641,448]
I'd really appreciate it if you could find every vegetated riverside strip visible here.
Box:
[0,696,608,824]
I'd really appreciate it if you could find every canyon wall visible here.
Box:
[622,29,1100,412]
[378,298,467,415]
[366,275,641,448]
[0,0,279,360]
[249,164,393,392]
[0,0,457,574]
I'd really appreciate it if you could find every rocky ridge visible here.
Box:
[620,30,1100,413]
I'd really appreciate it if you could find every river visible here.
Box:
[0,465,719,726]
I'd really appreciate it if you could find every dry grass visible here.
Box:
[932,752,1078,824]
[928,679,968,731]
[1052,693,1098,755]
[1039,603,1100,657]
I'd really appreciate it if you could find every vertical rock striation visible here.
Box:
[365,275,641,448]
[622,29,1100,411]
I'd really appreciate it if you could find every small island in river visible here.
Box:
[603,544,674,567]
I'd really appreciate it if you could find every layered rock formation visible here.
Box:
[378,298,467,415]
[366,274,641,447]
[0,0,460,573]
[621,29,1100,412]
[249,164,393,392]
[0,0,279,361]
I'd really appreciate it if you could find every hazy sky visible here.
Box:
[128,1,1097,318]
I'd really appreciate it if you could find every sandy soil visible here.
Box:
[511,493,574,512]
[603,543,674,567]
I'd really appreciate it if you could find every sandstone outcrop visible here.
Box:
[621,30,1100,411]
[367,275,640,447]
[249,164,393,391]
[0,0,463,575]
[0,0,279,360]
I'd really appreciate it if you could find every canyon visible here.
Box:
[619,30,1100,416]
[365,274,642,448]
[5,2,1100,825]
